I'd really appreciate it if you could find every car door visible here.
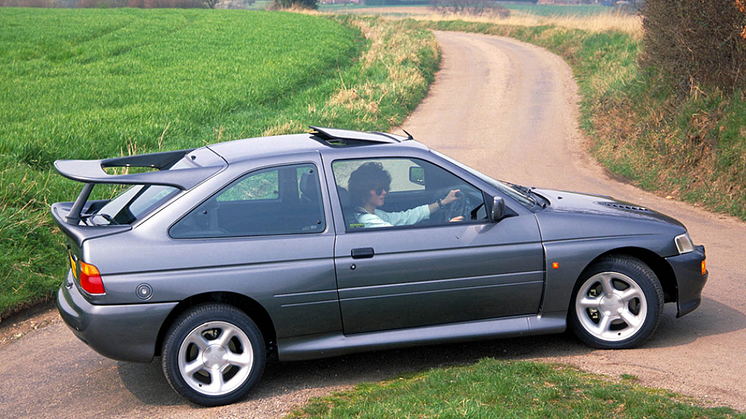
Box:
[328,156,545,335]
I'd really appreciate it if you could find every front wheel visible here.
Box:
[569,256,664,349]
[162,304,266,406]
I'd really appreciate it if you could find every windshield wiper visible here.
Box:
[529,189,548,208]
[97,213,120,225]
[507,183,537,206]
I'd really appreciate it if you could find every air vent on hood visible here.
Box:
[598,202,650,212]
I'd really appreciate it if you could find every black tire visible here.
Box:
[161,303,266,406]
[569,255,664,349]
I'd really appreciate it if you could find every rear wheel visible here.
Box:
[162,304,266,406]
[569,256,664,349]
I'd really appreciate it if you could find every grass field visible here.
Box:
[1,9,361,164]
[287,358,746,418]
[0,8,439,319]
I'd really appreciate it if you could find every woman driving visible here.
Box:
[348,162,463,228]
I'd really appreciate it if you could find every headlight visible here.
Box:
[675,233,694,254]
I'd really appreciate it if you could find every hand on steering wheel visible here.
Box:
[441,189,461,206]
[442,189,469,223]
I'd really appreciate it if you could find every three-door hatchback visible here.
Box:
[52,127,707,406]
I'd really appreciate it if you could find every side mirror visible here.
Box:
[491,196,505,222]
[409,166,425,185]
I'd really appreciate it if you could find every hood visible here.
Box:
[532,188,686,241]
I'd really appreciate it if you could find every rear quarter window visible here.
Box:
[170,163,325,239]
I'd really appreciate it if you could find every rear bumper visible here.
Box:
[666,245,708,318]
[56,271,177,363]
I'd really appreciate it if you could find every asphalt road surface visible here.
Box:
[2,31,744,418]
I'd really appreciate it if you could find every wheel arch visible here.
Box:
[155,292,277,357]
[581,247,677,304]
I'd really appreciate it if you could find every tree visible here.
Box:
[738,0,746,39]
[271,0,317,10]
[430,0,509,17]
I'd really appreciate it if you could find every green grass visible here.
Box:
[287,358,745,418]
[0,8,439,319]
[0,8,361,164]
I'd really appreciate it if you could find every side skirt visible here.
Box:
[277,312,567,361]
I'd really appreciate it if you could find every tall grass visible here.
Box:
[500,3,610,17]
[259,13,439,134]
[412,9,642,37]
[0,8,439,319]
[325,4,642,37]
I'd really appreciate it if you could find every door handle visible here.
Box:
[351,247,375,259]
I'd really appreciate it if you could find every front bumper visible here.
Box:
[56,271,178,363]
[666,245,708,318]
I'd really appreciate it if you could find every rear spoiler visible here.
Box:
[54,148,224,225]
[54,149,207,189]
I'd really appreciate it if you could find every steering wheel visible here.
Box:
[444,191,472,222]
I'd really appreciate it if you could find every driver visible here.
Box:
[348,162,463,228]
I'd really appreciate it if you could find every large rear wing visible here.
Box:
[53,148,225,226]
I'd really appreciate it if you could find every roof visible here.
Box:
[207,127,421,164]
[53,127,425,185]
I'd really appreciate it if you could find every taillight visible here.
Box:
[79,261,105,295]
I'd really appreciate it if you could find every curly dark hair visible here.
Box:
[348,162,391,206]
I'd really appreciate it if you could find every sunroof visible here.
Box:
[309,126,409,145]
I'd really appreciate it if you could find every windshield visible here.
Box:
[432,150,536,208]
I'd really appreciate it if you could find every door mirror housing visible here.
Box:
[491,196,505,222]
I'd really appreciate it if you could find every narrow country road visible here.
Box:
[402,31,746,410]
[1,31,744,418]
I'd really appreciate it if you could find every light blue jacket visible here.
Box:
[355,205,430,228]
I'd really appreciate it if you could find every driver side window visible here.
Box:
[332,158,486,231]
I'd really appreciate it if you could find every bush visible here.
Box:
[641,0,746,92]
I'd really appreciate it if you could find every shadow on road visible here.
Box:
[117,360,183,407]
[117,331,592,407]
[646,297,746,348]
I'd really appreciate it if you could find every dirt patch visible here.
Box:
[0,302,58,350]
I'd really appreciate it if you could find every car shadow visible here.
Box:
[645,296,746,348]
[117,296,743,407]
[117,332,590,408]
[116,359,184,407]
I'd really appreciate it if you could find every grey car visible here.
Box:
[52,126,707,406]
